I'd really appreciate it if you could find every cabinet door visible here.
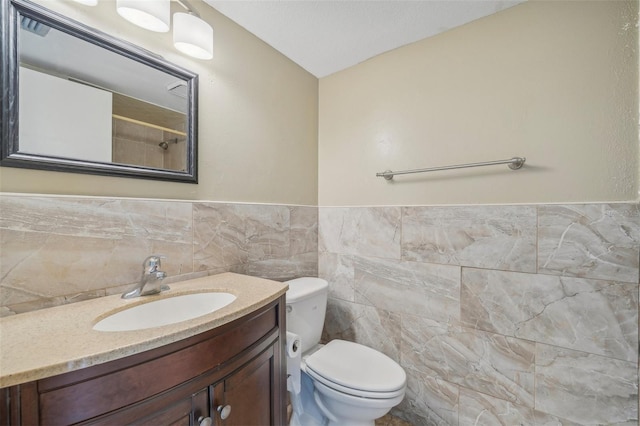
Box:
[213,347,275,426]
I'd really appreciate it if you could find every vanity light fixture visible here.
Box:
[71,0,213,60]
[173,12,213,60]
[173,0,213,60]
[116,0,171,33]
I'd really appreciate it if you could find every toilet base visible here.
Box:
[288,373,326,426]
[311,373,404,426]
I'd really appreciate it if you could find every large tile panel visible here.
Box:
[290,206,318,256]
[318,207,401,259]
[402,205,537,272]
[193,203,290,271]
[0,196,192,243]
[533,411,582,426]
[401,315,535,407]
[230,252,317,282]
[0,196,193,305]
[461,268,638,362]
[538,204,640,283]
[318,252,355,302]
[458,387,534,426]
[323,297,401,362]
[394,367,459,426]
[535,343,638,425]
[353,256,460,323]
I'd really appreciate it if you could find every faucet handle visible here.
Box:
[143,255,166,271]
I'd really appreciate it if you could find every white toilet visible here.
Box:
[285,277,406,426]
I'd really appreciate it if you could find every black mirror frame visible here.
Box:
[1,0,198,183]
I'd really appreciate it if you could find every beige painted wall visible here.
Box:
[1,0,319,206]
[318,0,639,206]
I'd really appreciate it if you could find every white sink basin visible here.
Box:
[93,292,237,332]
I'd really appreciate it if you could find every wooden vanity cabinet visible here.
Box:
[1,296,286,426]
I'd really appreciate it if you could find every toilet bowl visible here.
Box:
[285,277,406,426]
[304,339,406,426]
[312,379,405,426]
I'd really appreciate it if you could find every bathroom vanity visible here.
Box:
[0,273,288,425]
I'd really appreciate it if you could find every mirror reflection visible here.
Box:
[2,0,198,183]
[19,14,188,171]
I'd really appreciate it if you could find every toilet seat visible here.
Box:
[304,340,406,399]
[312,377,406,408]
[305,367,406,399]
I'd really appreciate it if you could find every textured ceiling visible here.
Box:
[204,0,526,78]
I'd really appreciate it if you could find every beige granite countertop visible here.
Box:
[0,273,287,388]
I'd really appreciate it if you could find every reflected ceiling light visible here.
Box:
[116,0,170,33]
[72,0,98,5]
[173,12,213,60]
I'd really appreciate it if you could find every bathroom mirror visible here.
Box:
[1,0,198,183]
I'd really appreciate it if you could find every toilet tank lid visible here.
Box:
[285,277,328,303]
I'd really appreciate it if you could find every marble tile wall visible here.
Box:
[319,203,640,425]
[2,195,639,425]
[0,195,317,316]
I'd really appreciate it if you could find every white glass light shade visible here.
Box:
[72,0,98,5]
[117,0,170,32]
[173,13,213,60]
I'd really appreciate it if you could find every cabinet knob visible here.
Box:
[197,416,213,426]
[217,404,232,420]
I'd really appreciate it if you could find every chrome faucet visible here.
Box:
[122,255,169,299]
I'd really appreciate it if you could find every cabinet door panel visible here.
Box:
[220,347,274,426]
[192,388,210,425]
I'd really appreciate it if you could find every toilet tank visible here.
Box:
[285,277,329,354]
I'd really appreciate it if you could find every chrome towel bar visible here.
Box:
[376,157,526,181]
